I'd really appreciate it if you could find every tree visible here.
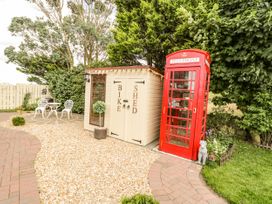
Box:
[108,0,219,69]
[108,0,192,70]
[208,0,272,139]
[5,17,70,83]
[5,0,114,83]
[109,0,272,136]
[5,0,114,113]
[208,0,272,111]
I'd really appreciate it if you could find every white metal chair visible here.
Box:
[33,99,48,118]
[61,100,74,119]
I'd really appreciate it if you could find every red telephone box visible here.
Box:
[159,49,211,160]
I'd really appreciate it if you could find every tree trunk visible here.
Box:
[99,113,102,127]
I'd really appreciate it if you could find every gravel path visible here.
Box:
[1,116,159,203]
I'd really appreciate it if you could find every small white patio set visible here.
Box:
[33,99,74,119]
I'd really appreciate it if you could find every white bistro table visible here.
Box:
[47,102,61,119]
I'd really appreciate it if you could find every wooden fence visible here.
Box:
[0,84,50,110]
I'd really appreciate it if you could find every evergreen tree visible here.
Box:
[109,0,272,136]
[5,0,114,83]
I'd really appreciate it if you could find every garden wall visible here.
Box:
[0,83,50,110]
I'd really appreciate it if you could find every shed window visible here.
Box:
[89,74,106,126]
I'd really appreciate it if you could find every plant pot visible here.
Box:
[94,127,107,140]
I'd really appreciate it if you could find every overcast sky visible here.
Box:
[0,0,41,84]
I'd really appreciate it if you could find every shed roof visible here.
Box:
[86,65,163,77]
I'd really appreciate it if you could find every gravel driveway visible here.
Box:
[1,115,159,203]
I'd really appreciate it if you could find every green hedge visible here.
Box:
[45,67,85,114]
[22,93,37,111]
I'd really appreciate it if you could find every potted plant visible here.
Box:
[93,100,107,139]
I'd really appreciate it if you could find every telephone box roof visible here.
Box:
[166,49,211,63]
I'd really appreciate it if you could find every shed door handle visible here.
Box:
[193,108,197,113]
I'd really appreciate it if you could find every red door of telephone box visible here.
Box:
[159,49,211,160]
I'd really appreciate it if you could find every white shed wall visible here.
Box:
[143,73,163,145]
[84,68,163,146]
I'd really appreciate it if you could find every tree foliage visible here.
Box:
[5,0,114,113]
[45,66,85,113]
[108,0,219,69]
[109,0,272,134]
[5,0,114,83]
[209,0,272,136]
[108,0,186,69]
[239,92,272,134]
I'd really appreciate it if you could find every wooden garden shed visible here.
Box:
[84,66,163,146]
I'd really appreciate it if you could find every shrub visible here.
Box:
[207,106,239,132]
[206,125,235,161]
[121,194,159,204]
[45,67,85,114]
[238,92,272,145]
[93,101,106,114]
[206,107,236,161]
[25,103,38,111]
[93,101,106,127]
[22,93,37,111]
[207,105,247,139]
[22,93,31,110]
[12,116,25,126]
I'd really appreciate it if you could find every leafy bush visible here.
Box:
[12,116,25,126]
[93,101,106,114]
[121,194,159,204]
[26,103,38,111]
[207,106,239,132]
[238,92,272,145]
[206,107,236,161]
[93,101,106,127]
[22,93,37,111]
[45,66,85,114]
[22,93,31,110]
[207,125,234,161]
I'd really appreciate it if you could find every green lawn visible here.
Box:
[202,141,272,204]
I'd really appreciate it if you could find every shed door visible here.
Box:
[125,79,145,144]
[160,68,199,159]
[109,78,144,144]
[109,79,126,140]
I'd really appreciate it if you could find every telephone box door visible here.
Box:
[160,67,199,159]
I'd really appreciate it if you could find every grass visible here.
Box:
[202,141,272,204]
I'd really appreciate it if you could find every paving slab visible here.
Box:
[149,154,227,204]
[0,113,41,204]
